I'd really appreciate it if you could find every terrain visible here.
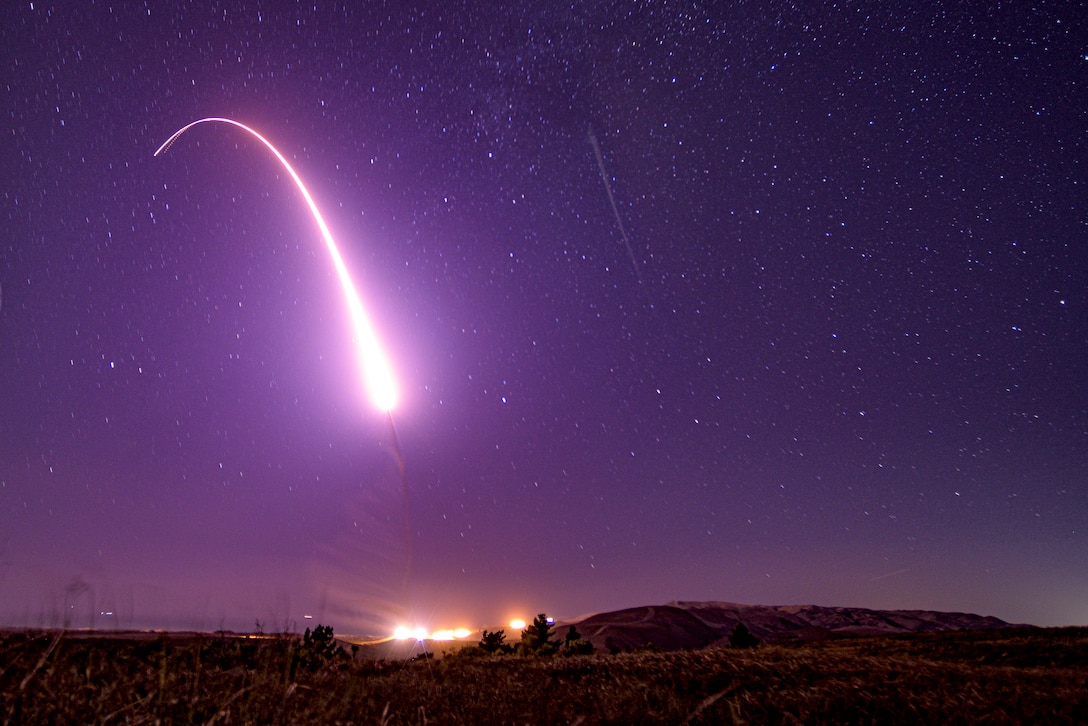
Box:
[2,624,1086,724]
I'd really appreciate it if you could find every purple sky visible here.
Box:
[2,2,1086,634]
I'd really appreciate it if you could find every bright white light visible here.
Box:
[155,117,398,412]
[392,625,429,641]
[509,618,526,630]
[393,625,474,641]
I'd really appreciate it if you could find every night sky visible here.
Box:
[3,2,1086,635]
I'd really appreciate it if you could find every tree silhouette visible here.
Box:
[479,629,508,654]
[519,613,558,655]
[728,621,760,649]
[297,624,344,669]
[562,624,595,655]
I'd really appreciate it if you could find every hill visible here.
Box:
[559,601,1014,652]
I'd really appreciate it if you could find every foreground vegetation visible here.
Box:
[2,626,1086,724]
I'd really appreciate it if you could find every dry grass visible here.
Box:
[2,627,1086,724]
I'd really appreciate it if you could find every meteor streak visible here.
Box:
[154,117,398,412]
[588,126,643,287]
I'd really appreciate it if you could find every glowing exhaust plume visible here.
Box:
[154,117,398,412]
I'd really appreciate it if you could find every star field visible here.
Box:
[2,2,1086,632]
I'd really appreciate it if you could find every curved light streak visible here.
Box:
[155,117,398,411]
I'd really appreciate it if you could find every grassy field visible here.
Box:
[2,626,1086,724]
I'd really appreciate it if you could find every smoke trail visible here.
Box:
[386,412,413,597]
[588,127,644,287]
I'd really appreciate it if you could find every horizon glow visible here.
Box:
[155,117,398,412]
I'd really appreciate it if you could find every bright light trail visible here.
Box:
[155,117,398,412]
